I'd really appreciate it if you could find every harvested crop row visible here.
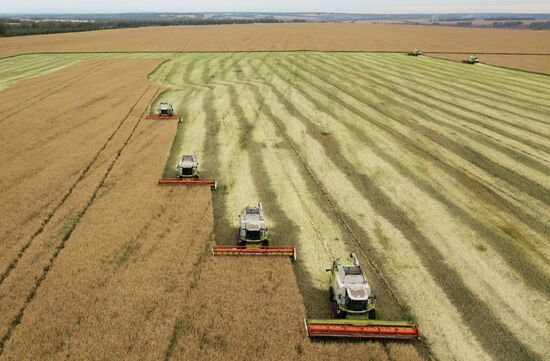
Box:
[153,53,403,316]
[156,53,549,361]
[153,53,424,360]
[257,53,549,360]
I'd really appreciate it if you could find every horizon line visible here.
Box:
[2,11,550,16]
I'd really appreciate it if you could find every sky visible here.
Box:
[0,0,549,14]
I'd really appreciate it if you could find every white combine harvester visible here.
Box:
[158,154,217,189]
[146,101,181,120]
[212,203,296,260]
[238,203,269,247]
[159,102,174,117]
[177,154,199,179]
[463,55,480,64]
[304,252,419,339]
[407,48,423,56]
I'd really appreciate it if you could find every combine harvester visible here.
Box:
[463,55,480,64]
[147,102,181,120]
[158,154,217,190]
[305,252,419,340]
[407,48,423,56]
[212,203,297,261]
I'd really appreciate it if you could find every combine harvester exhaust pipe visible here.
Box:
[304,319,419,340]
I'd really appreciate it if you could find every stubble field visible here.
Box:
[153,52,550,361]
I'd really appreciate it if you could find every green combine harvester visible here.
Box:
[305,252,419,339]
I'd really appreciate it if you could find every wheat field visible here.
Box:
[0,49,548,361]
[1,23,549,73]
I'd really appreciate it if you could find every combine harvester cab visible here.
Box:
[158,154,217,190]
[146,102,181,120]
[212,203,297,261]
[305,252,419,340]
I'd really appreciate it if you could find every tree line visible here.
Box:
[0,18,306,37]
[528,21,550,30]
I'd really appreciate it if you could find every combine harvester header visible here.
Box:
[146,102,181,120]
[305,319,419,339]
[211,203,297,261]
[212,245,297,260]
[304,252,419,340]
[158,178,217,189]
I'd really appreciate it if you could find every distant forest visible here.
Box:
[0,18,305,37]
[529,21,550,30]
[1,12,549,37]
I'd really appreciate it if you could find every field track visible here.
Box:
[0,23,549,73]
[154,52,550,361]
